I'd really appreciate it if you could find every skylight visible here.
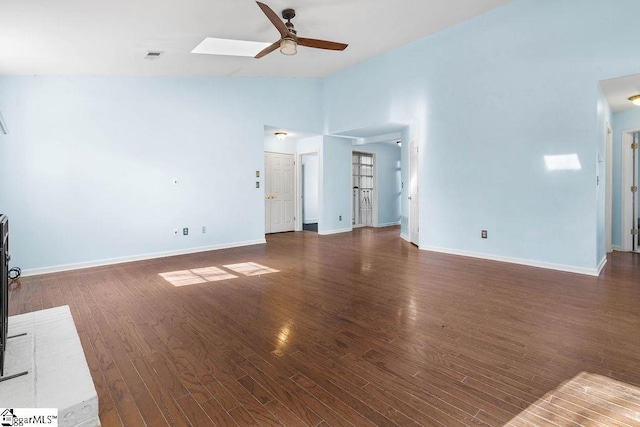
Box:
[191,38,271,57]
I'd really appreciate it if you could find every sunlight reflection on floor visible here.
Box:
[159,262,278,287]
[506,372,640,426]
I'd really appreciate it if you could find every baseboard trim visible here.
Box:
[420,245,602,277]
[611,245,623,251]
[318,228,352,236]
[596,256,607,275]
[376,221,401,228]
[400,233,410,243]
[21,239,267,277]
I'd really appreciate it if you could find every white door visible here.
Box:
[409,139,419,245]
[265,152,295,234]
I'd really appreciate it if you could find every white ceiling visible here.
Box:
[0,0,511,78]
[600,73,640,113]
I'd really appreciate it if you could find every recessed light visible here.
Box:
[629,94,640,106]
[192,38,271,57]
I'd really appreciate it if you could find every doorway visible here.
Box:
[352,151,375,227]
[301,152,319,232]
[264,152,295,234]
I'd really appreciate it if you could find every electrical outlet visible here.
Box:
[339,215,342,221]
[183,227,189,236]
[202,226,206,234]
[481,230,487,239]
[256,181,260,188]
[173,229,178,237]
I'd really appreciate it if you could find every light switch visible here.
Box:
[256,182,260,188]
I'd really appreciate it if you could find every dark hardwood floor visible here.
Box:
[9,226,640,426]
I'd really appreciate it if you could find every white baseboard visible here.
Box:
[376,221,401,228]
[596,256,607,275]
[611,245,623,252]
[400,233,410,243]
[318,227,352,236]
[21,239,267,277]
[420,245,603,277]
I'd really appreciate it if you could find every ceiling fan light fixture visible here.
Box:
[280,38,297,56]
[629,94,640,106]
[275,132,287,140]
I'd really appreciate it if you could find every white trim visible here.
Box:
[303,218,318,224]
[351,149,378,227]
[605,121,613,253]
[408,138,419,245]
[0,111,7,135]
[612,245,623,251]
[420,245,603,276]
[400,233,410,242]
[621,128,639,252]
[298,150,320,232]
[376,221,401,228]
[318,227,352,236]
[21,239,266,277]
[596,256,607,275]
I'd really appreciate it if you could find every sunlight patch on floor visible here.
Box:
[223,262,279,277]
[159,262,278,287]
[506,372,640,426]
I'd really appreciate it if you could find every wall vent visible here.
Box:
[145,51,163,60]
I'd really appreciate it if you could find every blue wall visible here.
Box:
[0,77,322,272]
[319,136,351,233]
[322,0,640,272]
[4,0,640,274]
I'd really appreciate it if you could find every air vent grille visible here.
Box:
[145,51,163,59]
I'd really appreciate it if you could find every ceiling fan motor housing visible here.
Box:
[282,8,296,20]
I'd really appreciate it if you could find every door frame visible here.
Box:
[351,149,378,228]
[408,138,419,245]
[621,128,639,252]
[605,122,613,253]
[296,151,320,232]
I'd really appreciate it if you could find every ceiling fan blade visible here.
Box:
[297,37,348,51]
[256,2,289,38]
[255,40,281,59]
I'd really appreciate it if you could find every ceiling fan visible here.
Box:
[254,1,348,59]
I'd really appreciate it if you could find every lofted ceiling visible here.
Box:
[0,0,511,78]
[600,73,640,113]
